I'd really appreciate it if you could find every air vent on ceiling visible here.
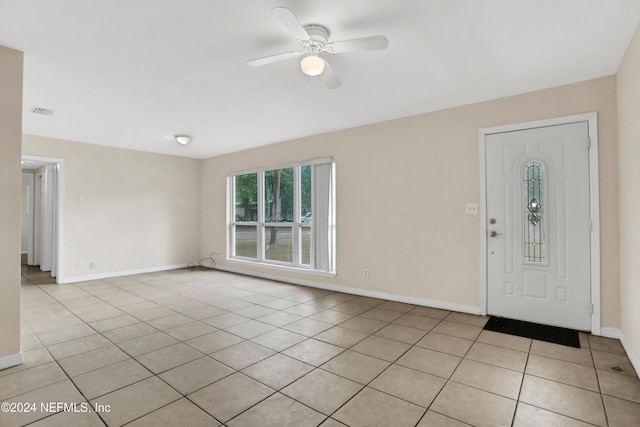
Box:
[30,107,55,116]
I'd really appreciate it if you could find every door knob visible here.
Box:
[489,230,502,237]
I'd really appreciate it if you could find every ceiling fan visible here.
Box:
[247,7,389,89]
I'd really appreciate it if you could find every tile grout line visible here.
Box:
[318,317,447,425]
[510,337,533,427]
[590,334,611,427]
[16,268,640,427]
[43,279,221,426]
[28,280,210,426]
[21,278,447,425]
[15,318,109,426]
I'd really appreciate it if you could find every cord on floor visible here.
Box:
[187,252,220,271]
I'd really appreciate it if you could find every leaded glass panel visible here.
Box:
[523,161,545,263]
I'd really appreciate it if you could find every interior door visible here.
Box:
[21,173,34,264]
[486,121,592,330]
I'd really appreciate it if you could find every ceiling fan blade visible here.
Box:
[247,50,303,67]
[320,60,341,89]
[272,7,310,41]
[326,35,389,53]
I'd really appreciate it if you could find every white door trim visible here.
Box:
[478,112,600,334]
[40,165,54,272]
[22,155,65,285]
[33,169,42,266]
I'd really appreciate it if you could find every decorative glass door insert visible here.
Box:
[523,161,545,263]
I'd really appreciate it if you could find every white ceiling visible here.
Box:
[1,1,639,159]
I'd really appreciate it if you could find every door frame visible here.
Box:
[478,112,601,334]
[22,154,65,285]
[33,169,42,266]
[40,164,54,272]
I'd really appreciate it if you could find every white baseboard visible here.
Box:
[600,327,622,339]
[600,327,640,377]
[0,352,24,371]
[59,264,189,284]
[214,265,482,315]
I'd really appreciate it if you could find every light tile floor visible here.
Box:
[2,265,640,426]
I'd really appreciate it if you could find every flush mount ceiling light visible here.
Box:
[174,134,192,145]
[300,54,325,76]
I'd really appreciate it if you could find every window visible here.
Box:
[229,158,335,273]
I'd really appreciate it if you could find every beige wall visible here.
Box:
[0,46,23,362]
[201,76,620,328]
[22,135,201,281]
[617,24,640,360]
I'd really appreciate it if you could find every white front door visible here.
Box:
[485,121,592,330]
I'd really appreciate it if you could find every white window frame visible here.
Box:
[228,157,335,275]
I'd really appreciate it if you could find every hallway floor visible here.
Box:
[2,267,640,426]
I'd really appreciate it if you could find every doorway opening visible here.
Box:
[21,155,64,284]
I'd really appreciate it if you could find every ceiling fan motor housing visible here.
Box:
[303,25,329,51]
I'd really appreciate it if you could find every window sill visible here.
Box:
[226,257,336,278]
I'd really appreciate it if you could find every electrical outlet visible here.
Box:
[363,268,369,278]
[89,261,95,270]
[75,259,81,268]
[465,203,478,215]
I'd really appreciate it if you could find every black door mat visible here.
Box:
[484,316,580,348]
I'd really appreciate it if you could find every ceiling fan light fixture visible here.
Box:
[300,55,325,76]
[174,134,192,145]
